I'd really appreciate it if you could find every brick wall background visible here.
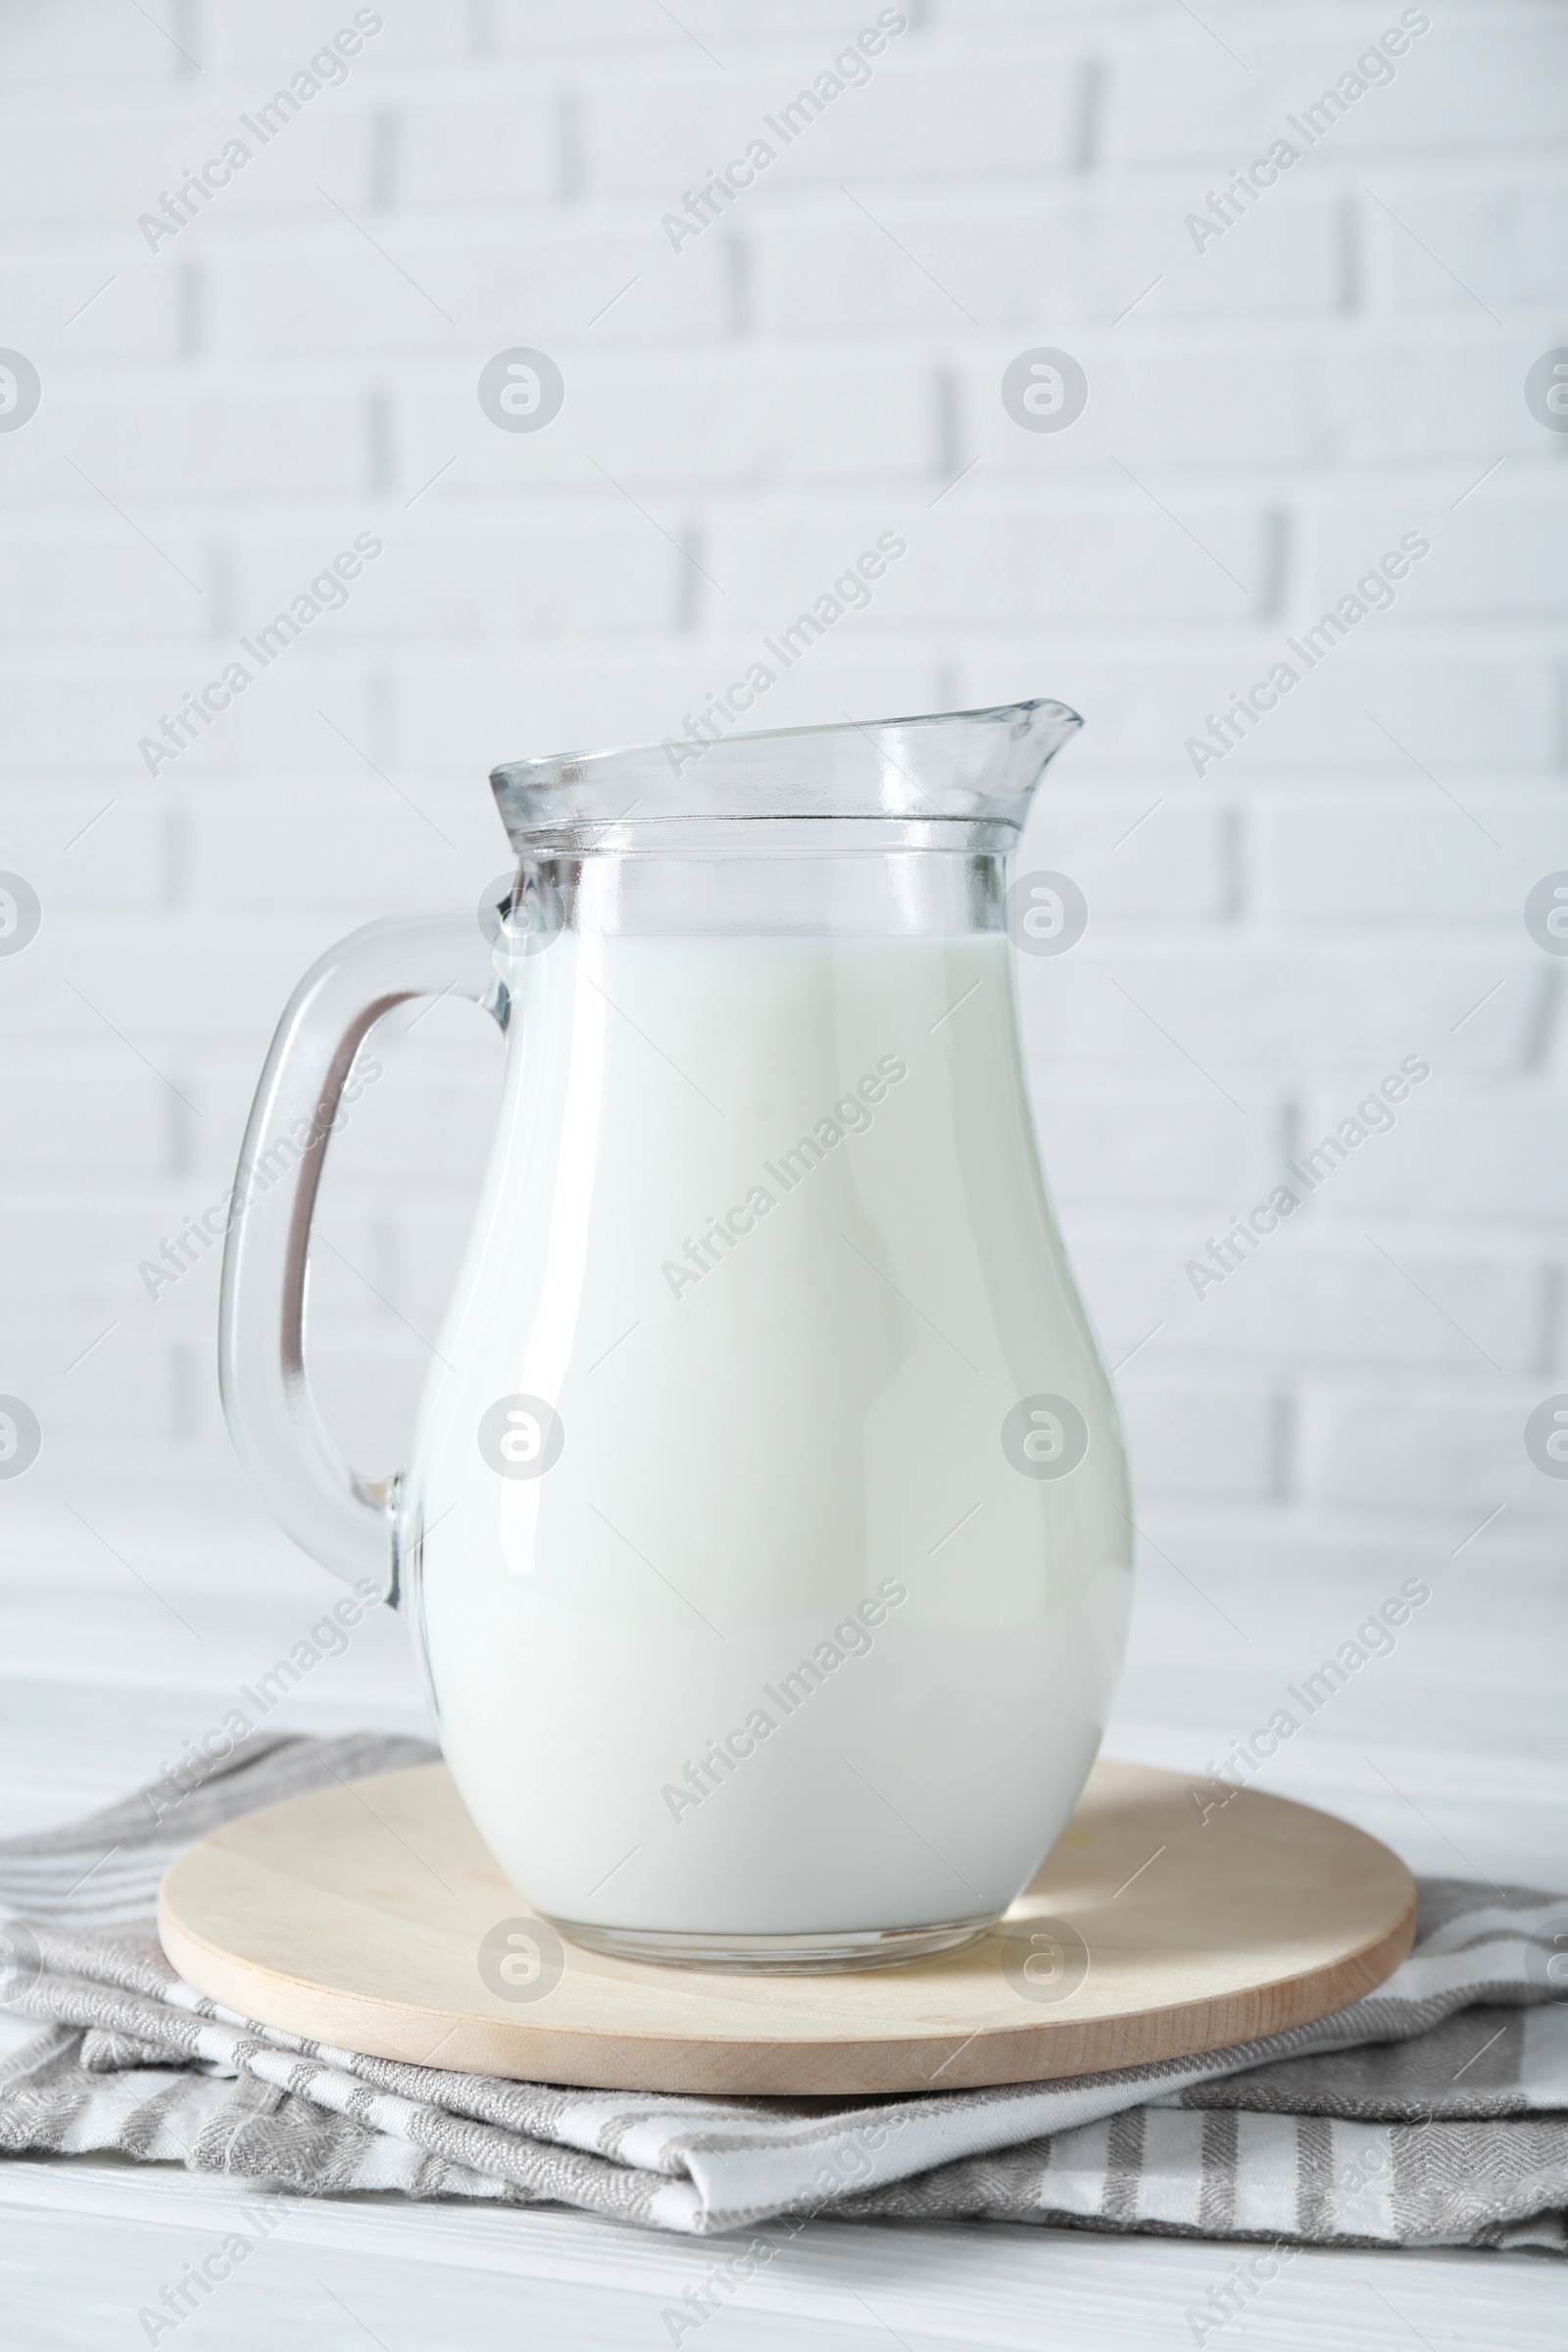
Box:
[1,0,1564,1779]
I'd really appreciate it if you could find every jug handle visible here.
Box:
[218,915,508,1600]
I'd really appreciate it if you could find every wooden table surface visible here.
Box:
[1,1492,1562,2349]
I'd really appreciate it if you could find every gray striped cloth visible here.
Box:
[1,1733,1565,2256]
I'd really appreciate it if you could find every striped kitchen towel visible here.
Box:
[1,1732,1564,2250]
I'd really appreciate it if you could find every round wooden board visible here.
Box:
[159,1759,1415,2096]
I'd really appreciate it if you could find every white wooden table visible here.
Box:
[2,1492,1562,2349]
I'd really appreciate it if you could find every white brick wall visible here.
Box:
[0,0,1562,1604]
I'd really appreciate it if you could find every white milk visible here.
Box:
[405,929,1133,1936]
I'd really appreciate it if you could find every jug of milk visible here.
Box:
[220,702,1133,1970]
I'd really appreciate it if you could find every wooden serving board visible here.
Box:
[158,1759,1415,2096]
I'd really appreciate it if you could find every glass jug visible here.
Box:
[220,703,1133,1971]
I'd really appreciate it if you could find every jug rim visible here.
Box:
[490,698,1083,847]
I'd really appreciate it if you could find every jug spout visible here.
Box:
[489,698,1082,853]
